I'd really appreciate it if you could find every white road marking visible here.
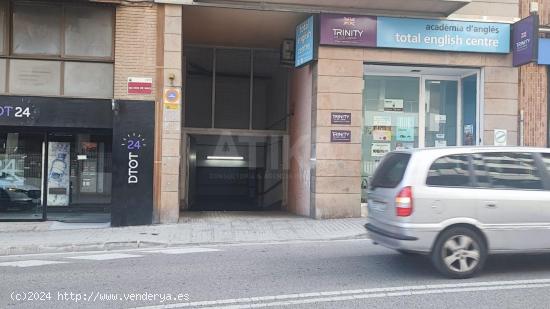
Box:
[66,253,142,261]
[145,248,221,255]
[132,278,550,309]
[0,260,68,267]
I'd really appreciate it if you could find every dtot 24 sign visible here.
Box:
[0,105,32,118]
[121,133,147,184]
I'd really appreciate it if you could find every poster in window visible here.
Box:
[47,142,70,206]
[80,142,98,193]
[396,127,415,142]
[371,143,391,157]
[372,126,392,141]
[383,99,404,111]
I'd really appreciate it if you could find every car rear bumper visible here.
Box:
[365,222,435,253]
[365,223,418,241]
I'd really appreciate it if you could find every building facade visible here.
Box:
[1,0,548,225]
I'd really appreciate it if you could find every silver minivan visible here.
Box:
[365,147,550,278]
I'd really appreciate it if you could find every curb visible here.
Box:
[0,233,368,256]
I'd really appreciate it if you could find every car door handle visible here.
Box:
[485,202,497,208]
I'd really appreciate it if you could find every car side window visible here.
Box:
[426,155,471,187]
[472,152,543,190]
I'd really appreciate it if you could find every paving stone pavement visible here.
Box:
[0,211,367,256]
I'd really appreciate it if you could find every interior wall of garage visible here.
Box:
[287,65,313,217]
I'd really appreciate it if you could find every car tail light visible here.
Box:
[396,186,413,217]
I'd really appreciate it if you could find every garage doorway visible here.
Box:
[187,134,284,211]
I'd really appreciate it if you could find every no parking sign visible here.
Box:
[163,87,181,110]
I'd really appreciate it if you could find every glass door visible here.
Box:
[423,78,459,148]
[46,132,112,222]
[0,132,45,220]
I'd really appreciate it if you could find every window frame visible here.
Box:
[9,1,115,62]
[0,0,115,99]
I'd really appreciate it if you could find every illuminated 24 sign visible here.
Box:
[121,133,147,184]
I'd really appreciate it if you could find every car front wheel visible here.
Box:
[431,227,487,279]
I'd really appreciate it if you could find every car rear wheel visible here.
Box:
[431,227,487,279]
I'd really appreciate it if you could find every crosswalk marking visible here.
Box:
[0,260,68,267]
[145,247,220,255]
[66,253,143,261]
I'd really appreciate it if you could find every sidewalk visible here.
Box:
[0,212,367,256]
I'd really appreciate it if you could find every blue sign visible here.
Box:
[295,16,315,67]
[538,38,550,65]
[377,17,510,53]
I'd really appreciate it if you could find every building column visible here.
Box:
[157,4,183,223]
[518,0,549,147]
[311,48,364,219]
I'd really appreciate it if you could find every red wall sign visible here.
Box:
[127,77,153,95]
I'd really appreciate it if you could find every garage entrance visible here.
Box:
[187,134,285,211]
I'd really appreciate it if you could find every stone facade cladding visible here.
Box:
[312,46,519,218]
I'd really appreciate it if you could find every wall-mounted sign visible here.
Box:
[163,86,181,110]
[320,14,377,47]
[512,15,539,67]
[127,77,153,95]
[377,17,510,54]
[330,130,351,143]
[295,16,316,67]
[320,13,511,54]
[538,38,550,65]
[494,129,507,146]
[0,96,111,128]
[331,112,352,125]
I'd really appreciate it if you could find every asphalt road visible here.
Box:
[1,239,550,308]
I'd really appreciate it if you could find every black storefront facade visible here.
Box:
[0,95,155,226]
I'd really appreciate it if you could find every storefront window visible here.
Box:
[362,76,419,198]
[0,132,44,220]
[361,67,479,202]
[0,131,112,221]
